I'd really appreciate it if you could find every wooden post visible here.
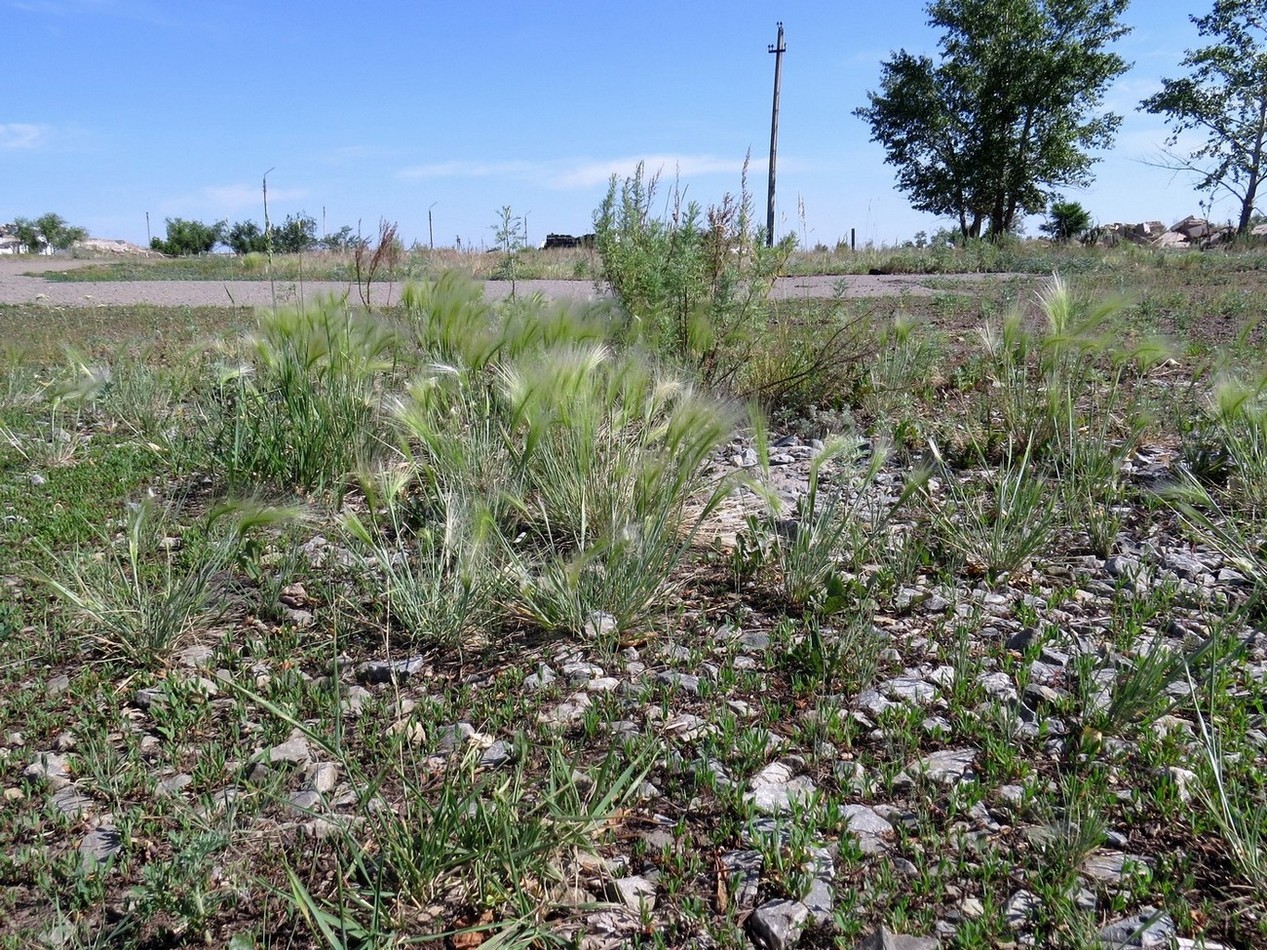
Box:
[766,22,786,248]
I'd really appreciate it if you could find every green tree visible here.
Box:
[1041,198,1094,242]
[151,218,225,256]
[35,212,87,249]
[225,220,268,255]
[320,225,366,251]
[854,0,1131,240]
[11,212,86,252]
[270,213,318,254]
[1140,0,1267,236]
[490,205,526,296]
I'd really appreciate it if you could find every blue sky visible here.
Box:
[3,1,1227,250]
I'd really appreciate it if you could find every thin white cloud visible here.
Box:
[397,154,764,191]
[0,123,47,149]
[398,160,537,181]
[550,154,754,189]
[323,144,402,164]
[9,0,177,24]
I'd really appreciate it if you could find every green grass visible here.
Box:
[2,257,1267,948]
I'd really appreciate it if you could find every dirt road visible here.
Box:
[0,257,1030,307]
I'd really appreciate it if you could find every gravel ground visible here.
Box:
[0,257,1031,307]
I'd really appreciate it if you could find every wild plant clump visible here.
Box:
[10,258,1267,948]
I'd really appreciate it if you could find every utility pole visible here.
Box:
[766,21,785,248]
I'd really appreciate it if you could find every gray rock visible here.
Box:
[749,761,795,787]
[909,748,977,784]
[562,662,605,685]
[283,607,314,627]
[1004,888,1040,929]
[287,790,322,814]
[305,762,339,793]
[922,716,952,737]
[523,664,556,690]
[50,785,93,817]
[340,685,372,716]
[835,760,868,793]
[1217,566,1249,586]
[720,850,763,909]
[660,712,710,741]
[79,825,123,868]
[978,671,1018,702]
[857,689,896,716]
[266,731,311,765]
[176,644,214,668]
[540,691,591,727]
[605,875,656,912]
[894,587,928,612]
[746,776,817,815]
[1098,907,1176,947]
[479,740,513,769]
[960,897,985,919]
[1163,550,1210,580]
[802,846,834,923]
[355,656,426,685]
[1082,850,1151,883]
[749,899,809,950]
[1160,766,1199,803]
[880,676,938,705]
[435,721,476,752]
[927,665,957,687]
[660,644,694,663]
[842,804,895,853]
[856,926,941,949]
[584,611,618,639]
[156,773,193,797]
[994,784,1026,810]
[655,671,701,695]
[24,752,71,789]
[1107,555,1142,579]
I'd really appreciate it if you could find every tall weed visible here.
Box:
[594,160,792,389]
[209,300,398,495]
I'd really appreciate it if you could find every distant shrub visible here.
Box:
[593,158,793,391]
[1041,199,1094,244]
[151,218,225,256]
[12,212,87,252]
[270,213,318,254]
[225,220,268,255]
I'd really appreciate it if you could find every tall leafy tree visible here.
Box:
[225,220,268,255]
[1140,0,1267,236]
[854,0,1131,240]
[270,213,318,254]
[11,212,86,252]
[151,218,225,256]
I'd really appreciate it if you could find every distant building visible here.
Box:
[0,224,54,255]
